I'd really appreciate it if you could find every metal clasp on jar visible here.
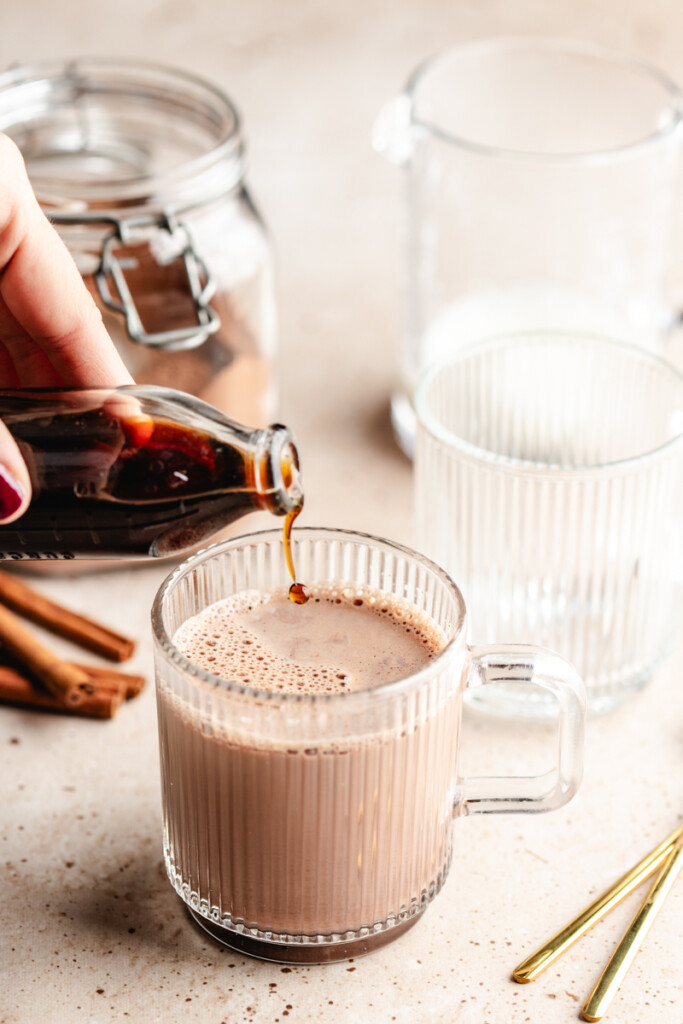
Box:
[95,211,221,352]
[54,210,222,352]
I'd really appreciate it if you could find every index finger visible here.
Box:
[0,133,133,387]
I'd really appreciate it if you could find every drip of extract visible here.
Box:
[278,446,309,604]
[282,504,309,605]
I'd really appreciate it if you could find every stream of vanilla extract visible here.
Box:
[282,505,310,605]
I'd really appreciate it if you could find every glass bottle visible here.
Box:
[0,58,277,429]
[0,387,302,560]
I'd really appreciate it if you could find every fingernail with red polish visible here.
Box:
[0,466,25,520]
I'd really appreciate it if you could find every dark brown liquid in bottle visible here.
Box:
[0,395,263,558]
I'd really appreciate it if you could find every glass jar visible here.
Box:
[0,58,277,429]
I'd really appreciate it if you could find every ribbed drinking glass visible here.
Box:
[415,332,683,716]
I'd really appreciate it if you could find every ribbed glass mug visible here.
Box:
[415,332,683,717]
[152,527,585,963]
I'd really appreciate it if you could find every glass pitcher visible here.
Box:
[374,39,683,455]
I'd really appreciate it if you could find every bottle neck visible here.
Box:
[252,425,304,517]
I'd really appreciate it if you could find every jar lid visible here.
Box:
[0,57,245,215]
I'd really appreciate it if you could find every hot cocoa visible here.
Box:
[157,584,456,939]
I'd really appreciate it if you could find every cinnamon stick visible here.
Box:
[0,665,122,719]
[0,603,92,706]
[0,651,145,701]
[0,569,135,661]
[68,662,146,700]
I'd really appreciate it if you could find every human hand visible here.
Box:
[0,133,133,523]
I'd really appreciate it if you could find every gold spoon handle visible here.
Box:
[581,832,683,1021]
[513,824,683,983]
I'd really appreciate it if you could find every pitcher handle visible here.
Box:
[457,644,586,816]
[372,93,421,164]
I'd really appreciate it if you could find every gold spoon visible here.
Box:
[581,831,683,1021]
[513,823,683,984]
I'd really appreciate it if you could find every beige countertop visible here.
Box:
[1,2,683,1022]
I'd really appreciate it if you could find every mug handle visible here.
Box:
[457,644,586,815]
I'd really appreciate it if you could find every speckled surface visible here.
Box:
[1,2,683,1022]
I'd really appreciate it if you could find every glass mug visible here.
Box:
[152,527,585,963]
[374,38,683,455]
[414,332,683,718]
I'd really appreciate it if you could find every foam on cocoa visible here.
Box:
[172,583,446,695]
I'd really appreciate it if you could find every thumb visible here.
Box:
[0,421,31,523]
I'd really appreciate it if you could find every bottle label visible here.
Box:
[0,551,76,561]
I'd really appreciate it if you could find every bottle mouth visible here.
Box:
[255,427,304,515]
[278,440,304,512]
